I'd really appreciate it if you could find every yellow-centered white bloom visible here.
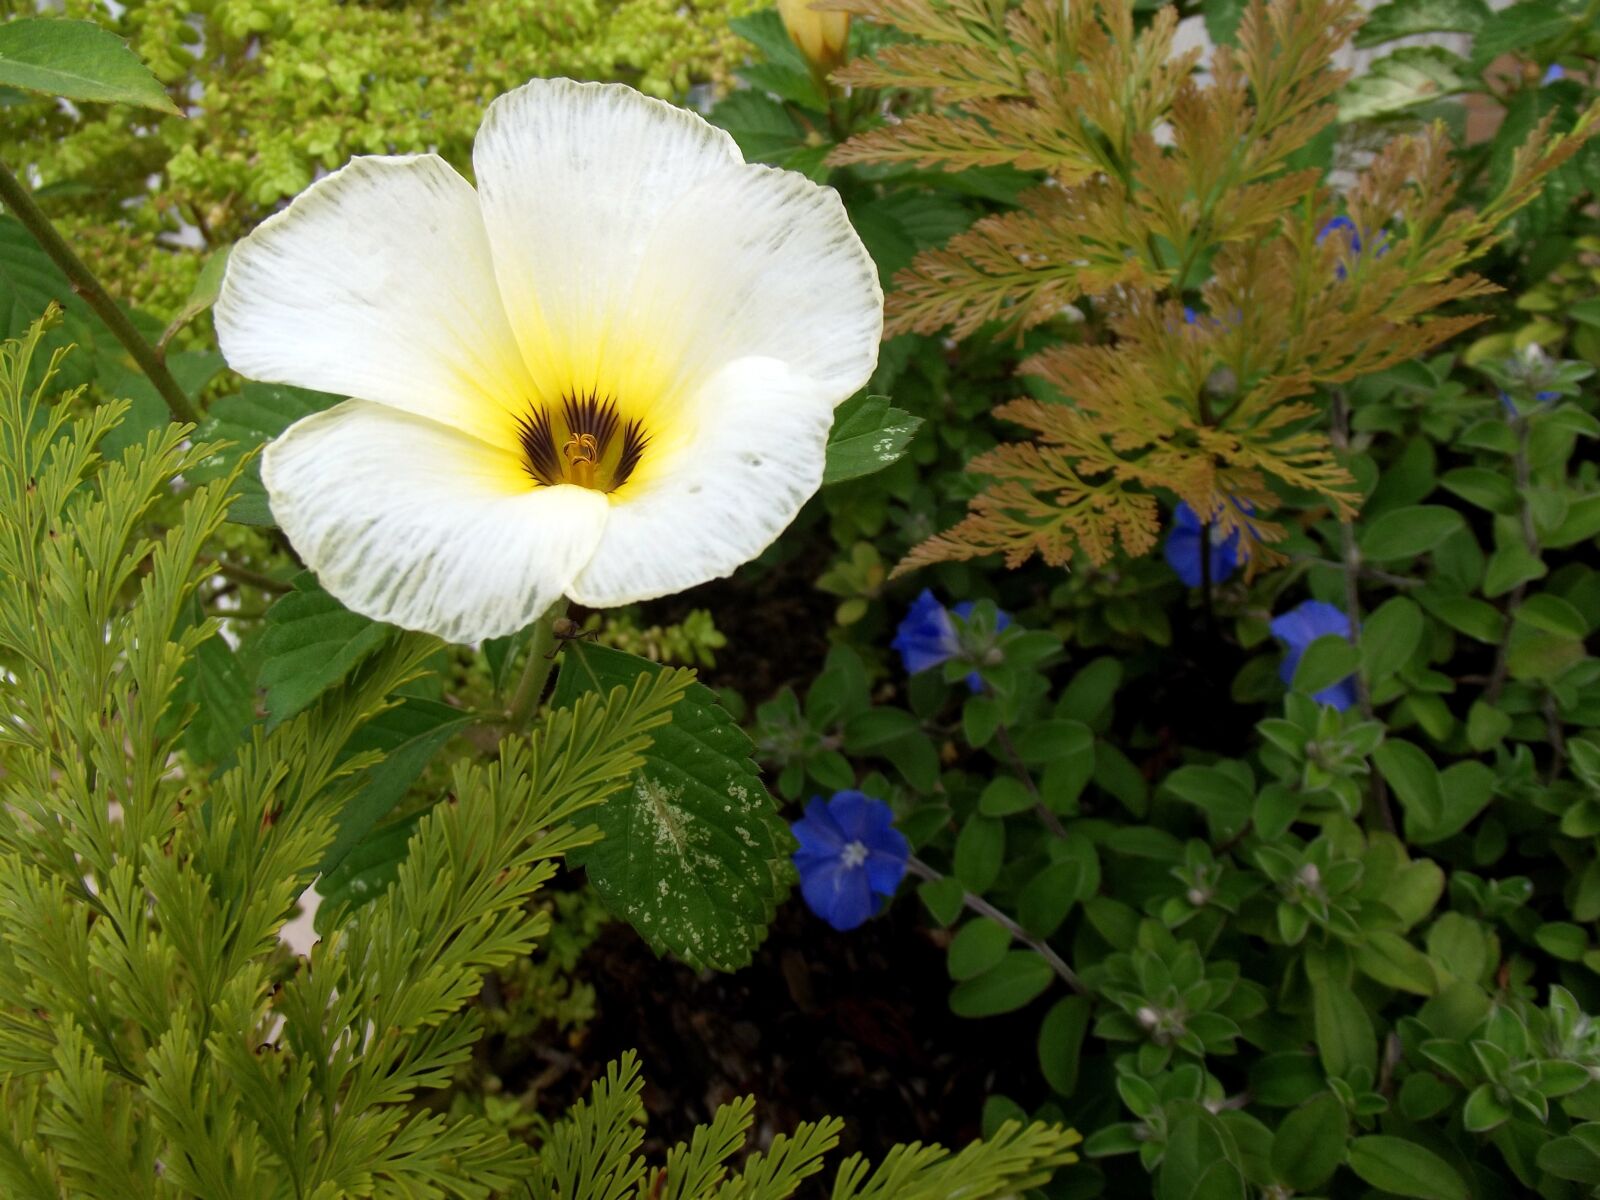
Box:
[217,79,882,643]
[778,0,851,75]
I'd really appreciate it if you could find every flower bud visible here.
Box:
[778,0,851,77]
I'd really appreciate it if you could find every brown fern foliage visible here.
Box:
[830,0,1600,577]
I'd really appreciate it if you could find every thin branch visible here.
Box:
[1330,389,1394,833]
[1544,692,1569,785]
[205,556,292,594]
[1486,414,1536,703]
[0,158,202,425]
[993,721,1068,839]
[1297,555,1423,590]
[907,855,1087,995]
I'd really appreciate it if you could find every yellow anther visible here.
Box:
[563,433,600,489]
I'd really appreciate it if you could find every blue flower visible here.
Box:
[1270,600,1358,711]
[1544,64,1564,84]
[791,791,910,931]
[1164,502,1242,587]
[1500,388,1561,415]
[1317,216,1387,280]
[891,589,1012,692]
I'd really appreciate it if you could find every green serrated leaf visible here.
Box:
[180,629,255,765]
[1339,48,1471,123]
[554,642,793,972]
[98,349,224,458]
[1472,1,1579,63]
[317,699,473,877]
[709,87,806,162]
[192,382,340,524]
[1356,0,1489,45]
[0,215,100,389]
[258,572,399,728]
[0,18,179,113]
[314,815,421,937]
[822,394,923,484]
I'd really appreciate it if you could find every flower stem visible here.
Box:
[505,598,570,730]
[0,158,202,427]
[906,855,1086,995]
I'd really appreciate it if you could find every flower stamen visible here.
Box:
[516,391,650,493]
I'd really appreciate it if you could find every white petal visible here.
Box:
[470,78,743,399]
[262,401,608,642]
[566,357,832,607]
[217,155,533,446]
[626,164,884,405]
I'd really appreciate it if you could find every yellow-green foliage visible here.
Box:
[830,0,1600,576]
[0,0,759,314]
[598,608,730,669]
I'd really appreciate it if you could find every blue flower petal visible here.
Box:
[791,797,845,857]
[824,789,876,842]
[1164,502,1242,586]
[1314,677,1359,712]
[1269,600,1353,650]
[800,856,877,931]
[891,589,960,675]
[1271,600,1359,707]
[865,839,910,895]
[1317,215,1360,253]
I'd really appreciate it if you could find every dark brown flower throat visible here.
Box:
[516,392,648,492]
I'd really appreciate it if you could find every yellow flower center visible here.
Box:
[516,393,650,493]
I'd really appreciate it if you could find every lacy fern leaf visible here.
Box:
[833,0,1600,574]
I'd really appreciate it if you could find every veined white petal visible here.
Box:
[626,164,884,407]
[263,401,608,643]
[471,78,743,401]
[566,357,832,608]
[217,155,532,447]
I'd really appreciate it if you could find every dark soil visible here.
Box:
[558,895,1048,1174]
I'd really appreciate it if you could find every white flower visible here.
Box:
[216,78,882,643]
